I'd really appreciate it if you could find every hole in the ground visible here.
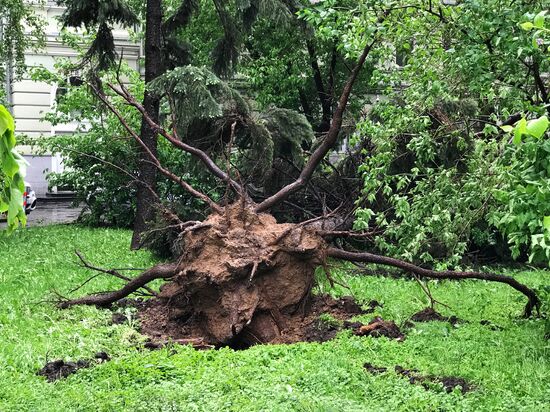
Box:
[222,328,259,350]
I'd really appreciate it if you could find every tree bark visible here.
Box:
[131,0,163,249]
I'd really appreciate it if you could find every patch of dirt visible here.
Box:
[364,363,474,394]
[139,293,374,348]
[346,317,405,341]
[365,300,383,312]
[411,308,448,322]
[411,308,462,325]
[394,365,474,394]
[37,352,110,382]
[111,312,128,325]
[363,363,387,374]
[479,320,504,331]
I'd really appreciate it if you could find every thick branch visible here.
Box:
[74,250,158,297]
[58,263,177,308]
[256,39,377,213]
[327,248,540,318]
[108,83,244,195]
[90,84,222,213]
[532,59,549,112]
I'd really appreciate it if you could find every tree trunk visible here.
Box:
[131,0,163,249]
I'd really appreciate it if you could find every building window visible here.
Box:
[54,75,84,105]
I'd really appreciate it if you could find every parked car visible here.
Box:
[24,183,37,214]
[1,182,36,219]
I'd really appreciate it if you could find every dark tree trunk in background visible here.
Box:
[131,0,163,249]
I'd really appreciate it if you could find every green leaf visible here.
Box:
[1,152,19,177]
[526,116,549,139]
[513,118,527,145]
[500,125,514,133]
[533,11,546,29]
[520,22,534,31]
[544,216,550,232]
[7,187,23,226]
[0,105,14,136]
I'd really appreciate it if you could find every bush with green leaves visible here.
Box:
[350,3,550,267]
[353,101,503,268]
[490,116,550,264]
[0,104,26,232]
[33,63,227,229]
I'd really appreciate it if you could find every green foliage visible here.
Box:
[352,2,550,266]
[57,0,139,70]
[490,115,550,265]
[0,105,26,232]
[354,101,500,267]
[0,0,45,102]
[30,61,220,228]
[151,66,313,187]
[0,225,548,411]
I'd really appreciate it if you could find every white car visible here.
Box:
[24,183,37,214]
[0,183,36,221]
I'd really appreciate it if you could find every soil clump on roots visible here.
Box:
[140,204,340,347]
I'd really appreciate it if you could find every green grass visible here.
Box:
[0,225,548,411]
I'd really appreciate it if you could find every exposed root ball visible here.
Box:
[154,204,326,345]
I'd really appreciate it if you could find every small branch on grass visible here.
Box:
[318,229,381,240]
[74,250,160,297]
[327,248,540,318]
[58,261,178,308]
[412,274,451,310]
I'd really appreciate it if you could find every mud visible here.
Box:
[111,312,128,325]
[38,352,110,382]
[364,363,474,394]
[479,320,504,331]
[347,317,405,341]
[411,308,462,325]
[139,294,372,347]
[363,363,387,374]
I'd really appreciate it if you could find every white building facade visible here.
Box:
[6,1,141,196]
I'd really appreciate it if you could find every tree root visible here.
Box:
[327,248,540,318]
[58,263,177,309]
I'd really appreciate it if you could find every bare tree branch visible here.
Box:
[326,248,540,318]
[89,83,223,213]
[58,262,178,308]
[255,38,378,213]
[74,250,158,296]
[107,83,244,195]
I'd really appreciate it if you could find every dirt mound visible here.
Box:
[364,363,474,394]
[363,363,387,374]
[140,293,370,347]
[38,352,110,382]
[139,204,333,346]
[346,317,405,341]
[479,320,504,331]
[394,365,474,394]
[411,308,462,325]
[411,308,447,322]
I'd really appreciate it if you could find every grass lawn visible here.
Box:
[0,225,548,411]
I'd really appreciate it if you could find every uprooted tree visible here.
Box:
[57,33,541,347]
